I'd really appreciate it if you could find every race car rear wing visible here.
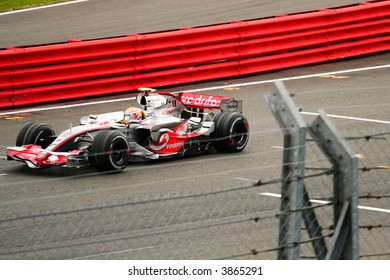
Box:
[178,92,242,113]
[136,88,242,113]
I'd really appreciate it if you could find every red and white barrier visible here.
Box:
[1,0,389,109]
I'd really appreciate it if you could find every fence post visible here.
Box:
[265,81,307,259]
[308,110,359,259]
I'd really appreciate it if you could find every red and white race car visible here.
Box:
[7,88,249,172]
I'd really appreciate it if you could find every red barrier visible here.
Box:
[2,17,388,90]
[0,0,390,109]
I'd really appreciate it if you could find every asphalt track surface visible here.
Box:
[1,0,363,48]
[0,1,389,260]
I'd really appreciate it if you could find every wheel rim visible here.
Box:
[110,141,128,166]
[231,121,248,147]
[35,130,54,148]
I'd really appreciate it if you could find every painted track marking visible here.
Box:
[259,192,390,214]
[68,246,155,260]
[1,63,389,117]
[0,96,137,116]
[301,112,390,125]
[187,63,390,92]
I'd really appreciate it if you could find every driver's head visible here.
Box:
[124,107,145,123]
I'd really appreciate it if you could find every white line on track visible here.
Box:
[301,112,390,125]
[0,0,89,16]
[0,173,7,176]
[187,63,390,92]
[233,177,257,182]
[259,192,390,214]
[0,96,137,116]
[271,145,284,149]
[0,63,389,117]
[68,246,155,260]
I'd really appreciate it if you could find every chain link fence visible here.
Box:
[341,124,390,259]
[297,124,390,259]
[0,84,388,260]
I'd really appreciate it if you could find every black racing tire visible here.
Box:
[90,130,130,172]
[16,122,35,146]
[16,122,55,149]
[212,112,249,153]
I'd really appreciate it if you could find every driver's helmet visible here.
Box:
[123,107,145,123]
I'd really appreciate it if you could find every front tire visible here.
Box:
[16,122,55,149]
[212,112,249,153]
[90,130,130,172]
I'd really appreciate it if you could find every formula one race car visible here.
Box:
[7,88,249,172]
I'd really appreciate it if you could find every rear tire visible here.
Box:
[212,112,249,153]
[16,122,55,149]
[90,130,130,172]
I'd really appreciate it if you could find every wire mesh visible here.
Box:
[0,120,388,260]
[340,124,390,259]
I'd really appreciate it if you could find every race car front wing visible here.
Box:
[7,144,85,169]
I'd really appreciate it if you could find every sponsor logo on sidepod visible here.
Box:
[148,134,185,152]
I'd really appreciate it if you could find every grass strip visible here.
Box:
[0,0,71,13]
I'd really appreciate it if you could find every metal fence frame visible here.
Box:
[265,81,359,260]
